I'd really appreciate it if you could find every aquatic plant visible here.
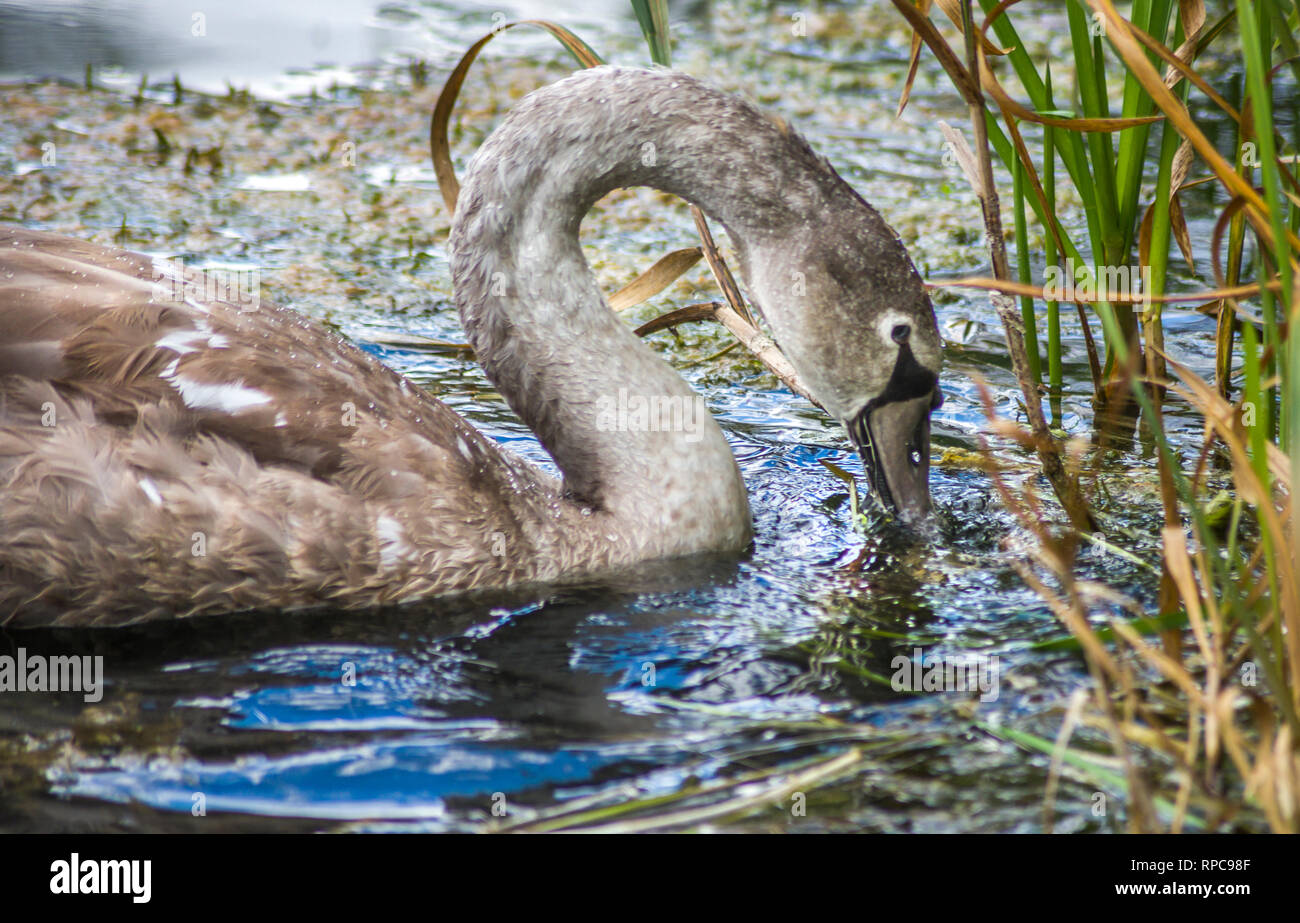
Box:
[894,0,1298,831]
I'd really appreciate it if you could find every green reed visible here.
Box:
[630,0,673,67]
[895,0,1300,829]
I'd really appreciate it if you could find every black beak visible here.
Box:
[847,391,937,523]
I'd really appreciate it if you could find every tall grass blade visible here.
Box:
[630,0,673,67]
[430,21,603,214]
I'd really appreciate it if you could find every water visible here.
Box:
[0,0,642,99]
[0,0,1264,831]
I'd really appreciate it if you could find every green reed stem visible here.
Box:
[1143,17,1186,384]
[1044,68,1063,419]
[1239,0,1297,567]
[1239,1,1294,327]
[1219,74,1250,397]
[1013,155,1042,384]
[1067,0,1121,265]
[1113,0,1173,254]
[630,0,673,67]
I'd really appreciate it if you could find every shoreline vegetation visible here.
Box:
[916,0,1298,835]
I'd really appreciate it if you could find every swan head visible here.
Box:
[740,207,942,524]
[841,316,942,525]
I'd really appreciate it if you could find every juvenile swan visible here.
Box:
[0,67,941,627]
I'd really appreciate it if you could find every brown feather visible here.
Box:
[0,226,603,627]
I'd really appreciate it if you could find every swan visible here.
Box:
[0,67,942,628]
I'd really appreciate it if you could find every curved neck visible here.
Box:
[449,68,838,557]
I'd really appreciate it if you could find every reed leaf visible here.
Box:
[608,248,703,310]
[430,20,603,214]
[629,0,673,68]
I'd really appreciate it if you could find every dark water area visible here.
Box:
[0,0,1279,831]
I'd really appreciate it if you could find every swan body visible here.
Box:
[0,67,940,627]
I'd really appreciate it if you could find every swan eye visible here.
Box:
[910,449,922,466]
[890,324,911,344]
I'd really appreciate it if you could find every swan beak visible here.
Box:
[848,393,934,523]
